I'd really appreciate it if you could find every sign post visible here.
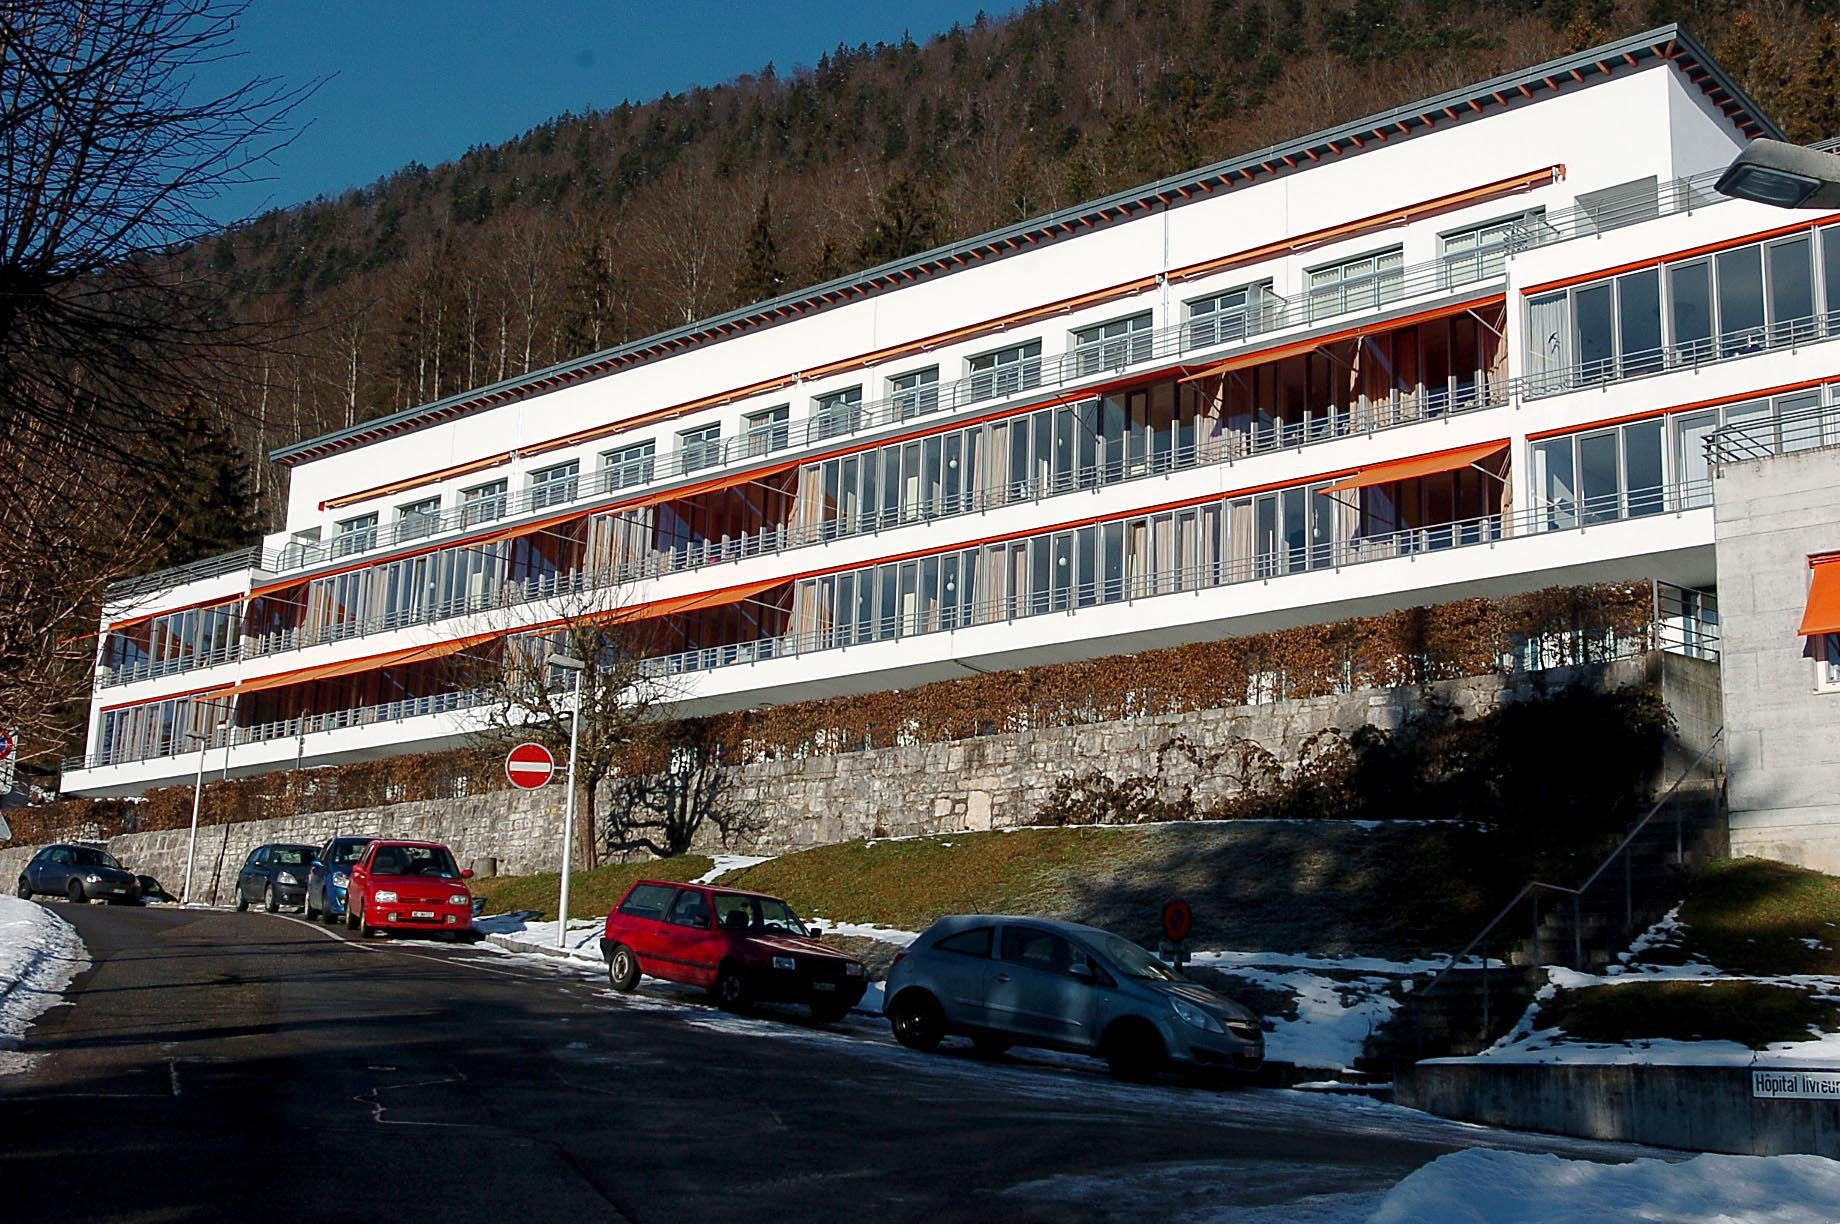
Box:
[1158,898,1193,968]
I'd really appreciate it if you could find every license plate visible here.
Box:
[411,910,436,919]
[812,981,837,992]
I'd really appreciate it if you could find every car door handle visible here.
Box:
[994,973,1011,983]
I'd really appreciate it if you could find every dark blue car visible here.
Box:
[304,835,376,924]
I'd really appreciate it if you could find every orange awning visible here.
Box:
[1178,295,1506,385]
[603,575,789,625]
[1799,558,1840,636]
[195,637,484,701]
[1318,440,1510,495]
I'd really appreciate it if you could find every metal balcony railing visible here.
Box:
[1525,310,1840,401]
[65,474,1715,774]
[1705,396,1840,465]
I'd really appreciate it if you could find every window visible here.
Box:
[529,461,579,510]
[743,405,790,456]
[617,883,677,919]
[1440,211,1541,286]
[813,387,863,439]
[397,497,440,541]
[1072,313,1152,374]
[999,925,1089,975]
[1531,417,1668,528]
[966,339,1042,401]
[283,527,321,567]
[461,479,507,525]
[1575,177,1659,236]
[889,367,940,419]
[1307,247,1403,321]
[679,422,722,472]
[332,513,377,557]
[933,926,994,957]
[666,888,711,928]
[1817,634,1840,693]
[601,441,655,491]
[1186,281,1273,347]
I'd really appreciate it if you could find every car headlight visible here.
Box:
[374,890,397,903]
[331,871,349,888]
[844,962,864,977]
[448,893,469,907]
[1171,997,1226,1034]
[84,873,102,884]
[772,955,797,971]
[277,872,299,885]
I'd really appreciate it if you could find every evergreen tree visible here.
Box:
[1782,18,1840,145]
[148,398,259,569]
[810,234,845,283]
[558,230,621,356]
[855,176,942,266]
[733,192,787,304]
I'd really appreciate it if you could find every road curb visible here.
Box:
[482,932,600,964]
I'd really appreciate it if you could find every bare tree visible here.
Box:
[602,717,764,858]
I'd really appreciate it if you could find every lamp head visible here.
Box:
[1716,139,1840,209]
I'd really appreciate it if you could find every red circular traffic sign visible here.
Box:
[1161,899,1193,943]
[0,731,12,762]
[505,742,556,790]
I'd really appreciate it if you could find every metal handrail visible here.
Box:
[1706,397,1840,465]
[1410,728,1726,1039]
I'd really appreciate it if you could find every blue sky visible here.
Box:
[203,2,1006,222]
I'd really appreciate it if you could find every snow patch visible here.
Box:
[1370,1149,1840,1224]
[0,896,89,1074]
[693,854,773,883]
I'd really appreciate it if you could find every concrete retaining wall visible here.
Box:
[1401,1061,1840,1156]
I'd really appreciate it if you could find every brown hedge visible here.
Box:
[6,581,1653,849]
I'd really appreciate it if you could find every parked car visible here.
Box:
[15,844,141,905]
[600,880,866,1022]
[343,840,473,938]
[232,843,320,913]
[304,835,376,923]
[882,915,1264,1079]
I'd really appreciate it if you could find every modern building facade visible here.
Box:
[67,27,1839,805]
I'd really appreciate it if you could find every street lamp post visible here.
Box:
[180,720,228,907]
[548,654,587,949]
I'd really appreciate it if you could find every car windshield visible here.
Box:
[70,848,121,870]
[331,841,371,865]
[272,847,314,866]
[1087,930,1184,982]
[712,893,808,936]
[369,845,460,878]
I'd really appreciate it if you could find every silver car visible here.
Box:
[883,915,1264,1078]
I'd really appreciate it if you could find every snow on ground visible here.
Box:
[1368,1149,1840,1224]
[692,854,773,883]
[0,896,89,1074]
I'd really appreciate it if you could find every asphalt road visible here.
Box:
[1,904,1653,1223]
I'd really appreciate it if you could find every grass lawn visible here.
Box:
[1673,857,1840,975]
[470,854,713,922]
[1538,980,1840,1049]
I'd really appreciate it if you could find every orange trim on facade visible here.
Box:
[1166,167,1559,284]
[1522,375,1838,441]
[1798,557,1840,637]
[1521,215,1840,296]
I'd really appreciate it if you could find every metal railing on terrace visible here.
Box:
[259,253,1508,576]
[66,476,1717,773]
[104,547,260,599]
[1526,308,1840,401]
[1705,396,1840,465]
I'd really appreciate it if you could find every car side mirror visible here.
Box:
[807,927,823,940]
[461,868,474,879]
[312,860,323,868]
[1069,963,1097,984]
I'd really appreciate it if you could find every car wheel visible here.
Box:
[263,884,279,913]
[304,891,319,921]
[713,966,752,1012]
[1102,1020,1168,1082]
[345,900,360,932]
[67,880,87,905]
[15,875,29,899]
[810,999,852,1025]
[972,1033,1012,1058]
[889,989,945,1052]
[606,945,641,992]
[233,885,248,913]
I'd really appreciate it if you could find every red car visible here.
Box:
[600,879,866,1021]
[344,839,474,939]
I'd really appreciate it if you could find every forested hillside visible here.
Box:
[194,0,1840,525]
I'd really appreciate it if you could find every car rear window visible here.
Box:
[618,883,677,920]
[933,926,993,957]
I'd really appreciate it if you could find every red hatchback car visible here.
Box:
[601,879,867,1021]
[344,840,474,939]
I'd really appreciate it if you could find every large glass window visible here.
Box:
[1186,281,1272,347]
[1716,246,1765,357]
[601,441,655,491]
[966,340,1042,402]
[1669,260,1714,364]
[1767,236,1815,345]
[1307,247,1403,321]
[1071,313,1152,374]
[1617,270,1663,377]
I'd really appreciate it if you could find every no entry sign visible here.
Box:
[505,742,556,790]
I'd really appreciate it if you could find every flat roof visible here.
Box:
[272,24,1775,468]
